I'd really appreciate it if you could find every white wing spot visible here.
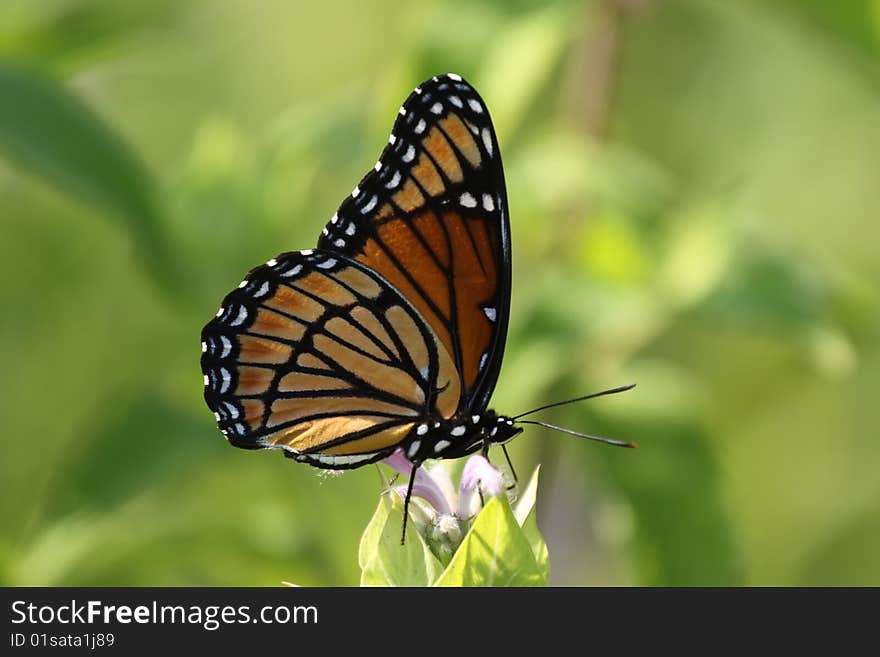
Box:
[280,263,303,278]
[479,353,488,370]
[481,127,493,156]
[483,307,496,322]
[311,453,375,466]
[301,249,314,256]
[267,258,277,267]
[203,374,210,386]
[430,102,443,115]
[220,335,232,358]
[219,367,231,394]
[352,185,360,198]
[201,341,207,353]
[385,171,402,189]
[434,440,451,453]
[317,258,337,269]
[450,425,466,437]
[468,98,483,114]
[229,306,248,327]
[374,161,382,172]
[345,222,356,236]
[403,145,416,163]
[450,95,463,108]
[216,306,225,318]
[334,238,346,248]
[415,119,426,134]
[389,134,397,145]
[482,193,495,212]
[459,192,477,208]
[361,195,378,214]
[471,415,480,423]
[253,281,270,298]
[407,441,421,459]
[238,280,248,289]
[330,213,339,224]
[399,107,407,116]
[414,86,422,95]
[417,423,428,436]
[447,73,462,82]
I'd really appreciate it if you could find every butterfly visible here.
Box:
[201,73,634,541]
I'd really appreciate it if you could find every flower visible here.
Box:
[457,454,504,519]
[381,449,507,557]
[382,449,455,517]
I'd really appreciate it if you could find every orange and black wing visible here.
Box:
[318,73,511,414]
[201,250,460,469]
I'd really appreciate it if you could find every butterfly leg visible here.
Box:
[501,444,519,486]
[400,460,422,545]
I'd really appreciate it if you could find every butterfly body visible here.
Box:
[399,409,522,463]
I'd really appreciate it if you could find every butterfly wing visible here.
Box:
[201,250,460,469]
[318,73,511,415]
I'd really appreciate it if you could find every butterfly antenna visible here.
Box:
[511,383,636,420]
[517,419,637,448]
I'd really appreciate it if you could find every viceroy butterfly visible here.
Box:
[201,73,634,541]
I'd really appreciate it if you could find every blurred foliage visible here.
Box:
[1,0,878,586]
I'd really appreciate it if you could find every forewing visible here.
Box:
[318,73,511,414]
[201,250,459,469]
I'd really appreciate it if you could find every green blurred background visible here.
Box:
[2,0,879,586]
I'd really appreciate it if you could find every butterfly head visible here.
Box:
[484,413,525,446]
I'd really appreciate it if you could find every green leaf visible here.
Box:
[433,495,546,587]
[358,494,443,587]
[514,466,549,573]
[0,64,176,294]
